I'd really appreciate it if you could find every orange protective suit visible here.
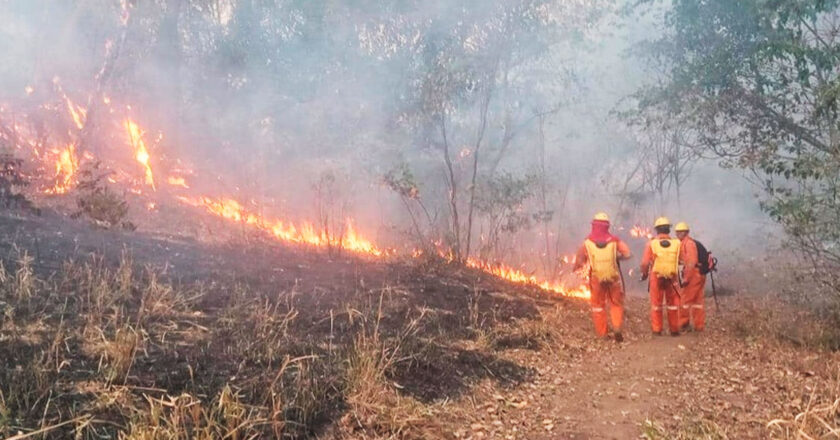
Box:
[678,236,706,331]
[576,240,632,337]
[641,233,683,334]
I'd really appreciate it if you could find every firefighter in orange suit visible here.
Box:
[676,222,706,332]
[640,217,683,336]
[574,213,632,342]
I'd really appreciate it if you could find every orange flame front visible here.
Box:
[177,195,385,257]
[7,85,590,301]
[178,194,588,298]
[124,119,155,189]
[465,258,590,299]
[45,144,78,194]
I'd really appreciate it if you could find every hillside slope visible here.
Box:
[0,212,837,439]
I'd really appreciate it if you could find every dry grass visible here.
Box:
[0,250,36,306]
[0,354,54,429]
[340,292,433,438]
[767,397,840,439]
[724,295,840,351]
[100,325,142,384]
[0,254,455,439]
[642,418,729,440]
[120,387,254,439]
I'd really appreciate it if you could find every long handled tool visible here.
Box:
[617,259,627,295]
[709,257,720,312]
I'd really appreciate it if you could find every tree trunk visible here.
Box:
[464,74,495,261]
[440,116,460,260]
[537,114,552,277]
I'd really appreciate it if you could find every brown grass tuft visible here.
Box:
[767,396,840,439]
[642,418,729,440]
[340,292,434,438]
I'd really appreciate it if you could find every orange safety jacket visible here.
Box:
[679,236,704,280]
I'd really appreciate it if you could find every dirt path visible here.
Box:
[449,297,697,439]
[453,290,840,440]
[525,305,699,439]
[548,331,697,438]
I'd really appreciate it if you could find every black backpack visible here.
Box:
[694,240,715,275]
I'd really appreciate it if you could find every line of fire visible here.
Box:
[2,81,607,298]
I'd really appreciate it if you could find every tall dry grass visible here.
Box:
[768,397,840,439]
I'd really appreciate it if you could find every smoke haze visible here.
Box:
[0,0,774,281]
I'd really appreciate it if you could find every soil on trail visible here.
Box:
[451,294,839,439]
[525,311,702,439]
[548,329,689,438]
[1,211,837,439]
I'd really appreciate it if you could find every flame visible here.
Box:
[167,176,189,188]
[124,119,156,189]
[52,77,87,129]
[5,83,591,302]
[45,144,78,194]
[64,96,87,130]
[630,225,653,240]
[177,196,385,257]
[465,258,590,299]
[176,194,590,299]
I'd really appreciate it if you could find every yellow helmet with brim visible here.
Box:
[654,217,671,228]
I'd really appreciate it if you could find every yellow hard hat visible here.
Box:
[654,216,671,227]
[593,212,610,222]
[675,222,690,232]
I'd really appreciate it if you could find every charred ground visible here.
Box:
[1,211,838,439]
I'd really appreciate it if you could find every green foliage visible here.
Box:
[636,0,840,297]
[475,172,537,233]
[473,172,538,257]
[384,163,420,200]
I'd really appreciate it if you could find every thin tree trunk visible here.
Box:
[464,73,495,261]
[400,196,426,247]
[440,116,460,260]
[673,131,682,213]
[80,1,133,156]
[537,114,552,278]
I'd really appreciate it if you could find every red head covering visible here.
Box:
[587,220,618,243]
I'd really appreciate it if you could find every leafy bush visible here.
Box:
[73,162,133,229]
